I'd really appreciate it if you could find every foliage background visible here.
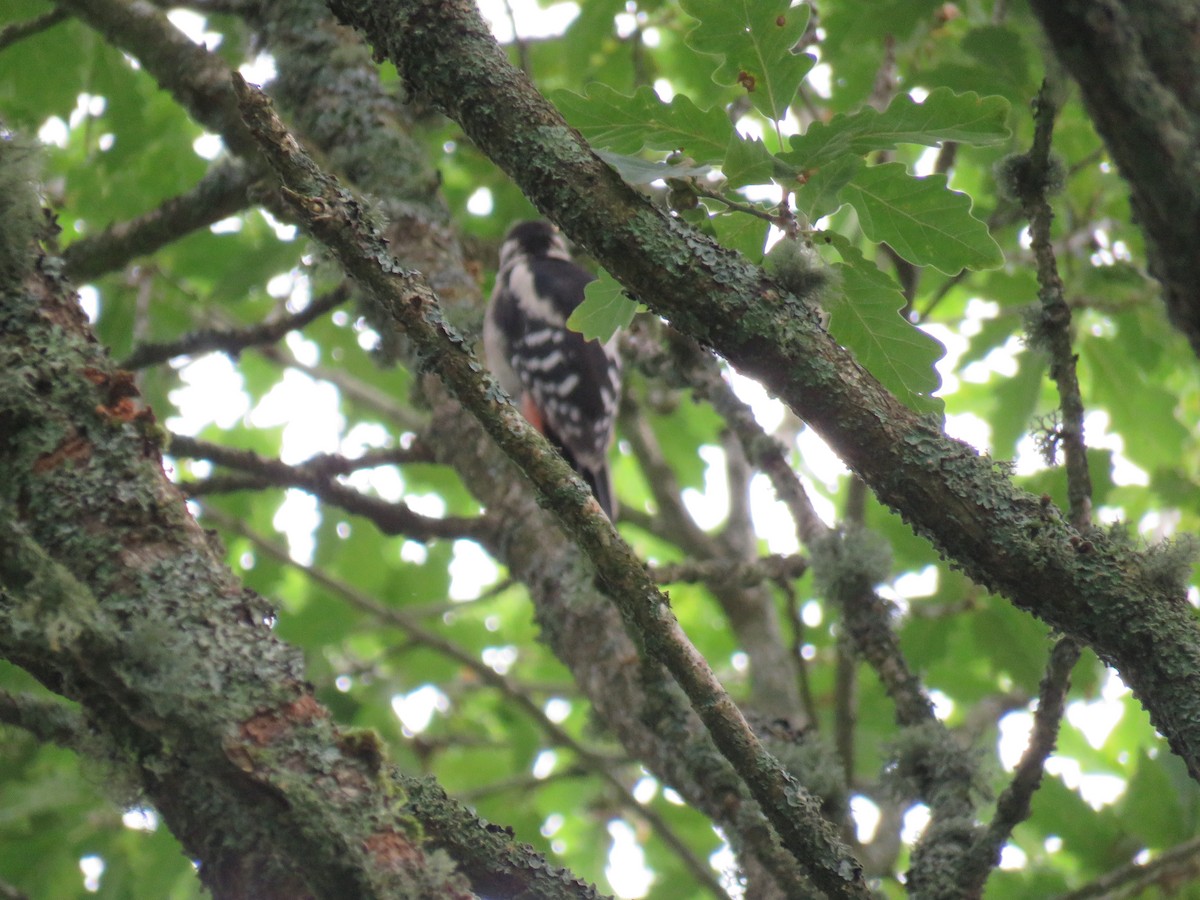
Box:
[2,0,1200,897]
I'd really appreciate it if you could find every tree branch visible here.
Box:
[0,689,93,752]
[0,7,69,52]
[1,177,475,899]
[328,0,1200,787]
[253,342,429,432]
[620,393,804,718]
[122,282,350,369]
[953,78,1090,895]
[225,1,825,891]
[961,636,1079,895]
[63,160,262,284]
[1015,78,1093,529]
[0,508,466,898]
[171,435,489,545]
[650,554,809,587]
[231,71,866,897]
[23,0,835,892]
[1029,0,1200,356]
[1057,834,1200,900]
[0,876,30,900]
[54,0,263,160]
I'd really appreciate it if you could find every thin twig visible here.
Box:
[64,160,261,283]
[650,554,809,587]
[457,767,587,803]
[0,876,31,900]
[833,629,858,783]
[957,78,1091,897]
[1023,79,1093,528]
[621,390,806,717]
[642,329,938,723]
[692,182,786,227]
[619,397,719,555]
[783,578,820,725]
[961,637,1080,894]
[172,435,488,546]
[499,0,531,75]
[0,8,69,53]
[1056,834,1200,899]
[253,343,428,432]
[123,283,351,369]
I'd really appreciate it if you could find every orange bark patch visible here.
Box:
[241,695,328,746]
[33,432,92,473]
[364,831,421,868]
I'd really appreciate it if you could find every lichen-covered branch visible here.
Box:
[0,132,479,900]
[961,636,1078,894]
[232,71,867,897]
[59,0,840,887]
[0,464,464,898]
[327,0,1200,788]
[650,554,809,588]
[619,393,804,718]
[1029,0,1200,356]
[1005,78,1092,529]
[956,79,1088,895]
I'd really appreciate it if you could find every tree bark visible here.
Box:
[1030,0,1200,353]
[328,0,1200,786]
[0,240,473,896]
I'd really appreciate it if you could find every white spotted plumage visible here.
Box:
[484,221,621,517]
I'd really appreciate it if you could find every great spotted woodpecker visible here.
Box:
[483,221,621,518]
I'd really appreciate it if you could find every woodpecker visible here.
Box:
[484,221,622,518]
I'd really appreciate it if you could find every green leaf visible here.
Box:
[721,133,796,189]
[1081,336,1191,472]
[554,84,733,163]
[986,349,1046,460]
[0,14,96,128]
[781,87,1011,170]
[595,150,710,185]
[1119,750,1188,847]
[793,154,863,222]
[961,26,1032,88]
[969,601,1053,691]
[680,0,814,120]
[840,163,1003,273]
[568,272,637,342]
[711,211,770,261]
[824,236,945,414]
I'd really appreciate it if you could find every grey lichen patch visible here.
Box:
[907,814,981,897]
[993,150,1067,203]
[763,725,848,822]
[809,524,893,600]
[1139,534,1200,596]
[881,721,988,809]
[765,237,841,308]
